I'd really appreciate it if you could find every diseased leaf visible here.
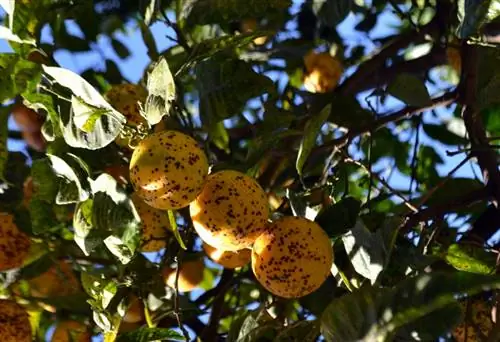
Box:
[296,104,331,177]
[444,244,496,274]
[387,73,431,107]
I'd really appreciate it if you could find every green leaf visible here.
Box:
[422,123,467,146]
[43,65,126,149]
[116,327,184,342]
[273,320,319,341]
[144,56,176,125]
[0,26,35,45]
[22,92,62,138]
[387,73,431,107]
[341,219,386,284]
[196,57,275,124]
[296,104,331,177]
[29,199,60,234]
[394,302,464,341]
[315,196,361,238]
[111,38,130,59]
[90,174,141,264]
[320,272,500,341]
[444,244,496,274]
[168,209,186,250]
[457,0,492,38]
[139,21,159,61]
[314,0,353,27]
[73,199,102,256]
[46,154,90,204]
[236,309,278,342]
[182,0,291,26]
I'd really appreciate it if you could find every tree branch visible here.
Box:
[459,43,500,205]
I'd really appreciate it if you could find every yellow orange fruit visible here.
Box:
[252,216,333,298]
[0,213,31,271]
[163,259,205,292]
[12,104,44,133]
[105,84,148,147]
[122,295,144,324]
[51,320,91,342]
[0,299,32,342]
[203,242,251,269]
[303,51,343,93]
[29,261,81,298]
[452,298,493,342]
[129,130,209,210]
[190,170,269,251]
[131,193,171,252]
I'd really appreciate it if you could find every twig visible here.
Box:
[409,115,422,199]
[174,254,190,341]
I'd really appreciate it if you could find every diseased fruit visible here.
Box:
[29,260,81,298]
[0,299,32,342]
[105,84,148,147]
[51,320,91,342]
[446,46,461,74]
[203,242,251,269]
[163,259,205,292]
[22,130,46,152]
[122,295,144,323]
[452,298,493,342]
[252,216,333,298]
[12,104,44,133]
[131,193,171,252]
[190,170,269,251]
[0,213,31,271]
[130,130,209,210]
[303,51,343,93]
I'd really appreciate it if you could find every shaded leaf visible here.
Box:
[314,0,353,27]
[457,0,492,38]
[116,327,184,342]
[315,196,361,238]
[387,73,431,107]
[296,104,330,177]
[422,123,467,146]
[274,320,319,341]
[111,38,130,59]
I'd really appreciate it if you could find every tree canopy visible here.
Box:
[0,0,500,341]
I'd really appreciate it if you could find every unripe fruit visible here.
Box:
[0,213,31,271]
[0,299,32,342]
[303,51,343,93]
[12,104,44,132]
[163,259,205,292]
[446,46,461,74]
[190,170,269,251]
[29,261,81,298]
[203,242,251,269]
[51,320,91,342]
[105,84,148,148]
[122,295,144,323]
[452,298,493,342]
[131,193,171,252]
[130,130,209,210]
[252,216,333,298]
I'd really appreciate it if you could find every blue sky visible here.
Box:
[0,2,490,340]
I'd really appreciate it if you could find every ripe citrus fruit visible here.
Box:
[129,130,209,210]
[190,170,269,251]
[51,320,91,342]
[0,213,31,271]
[203,242,251,269]
[122,295,144,323]
[131,193,171,252]
[252,216,333,298]
[303,51,343,93]
[163,259,205,292]
[29,260,81,298]
[0,299,32,342]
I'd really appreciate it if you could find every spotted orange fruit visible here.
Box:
[203,242,251,269]
[252,216,333,298]
[129,130,209,210]
[303,51,343,93]
[190,170,269,251]
[0,299,32,342]
[0,213,31,271]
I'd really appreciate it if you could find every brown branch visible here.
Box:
[458,43,500,205]
[313,91,458,154]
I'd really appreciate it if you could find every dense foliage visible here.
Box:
[0,0,500,341]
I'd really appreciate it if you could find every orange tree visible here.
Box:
[0,0,500,341]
